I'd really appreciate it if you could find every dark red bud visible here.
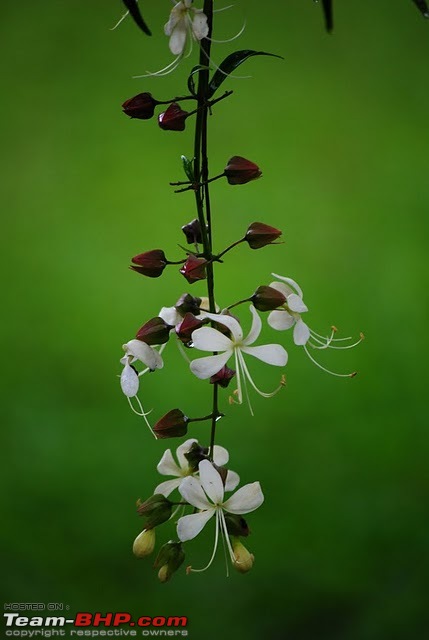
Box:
[245,222,282,249]
[175,313,204,345]
[130,250,167,278]
[181,219,205,245]
[158,103,188,131]
[136,317,173,345]
[175,293,202,316]
[251,286,286,312]
[122,92,158,119]
[153,409,189,439]
[180,256,207,284]
[210,365,236,388]
[224,156,262,185]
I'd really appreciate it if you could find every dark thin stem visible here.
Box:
[188,413,217,423]
[192,0,219,462]
[216,238,245,260]
[226,297,251,311]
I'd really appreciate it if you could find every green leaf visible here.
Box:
[207,50,283,98]
[122,0,151,36]
[181,155,195,182]
[412,0,429,18]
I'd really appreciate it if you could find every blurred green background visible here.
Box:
[2,1,429,638]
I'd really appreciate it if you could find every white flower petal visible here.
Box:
[202,312,243,342]
[241,344,288,367]
[269,280,294,298]
[123,339,163,370]
[225,470,240,492]
[154,478,182,497]
[120,363,139,398]
[293,318,311,346]
[177,509,215,542]
[169,22,188,55]
[267,309,295,331]
[192,327,233,352]
[159,306,180,326]
[190,351,231,379]
[176,438,198,469]
[271,274,304,299]
[199,460,225,505]
[223,481,264,515]
[287,294,308,314]
[243,306,262,346]
[213,445,229,467]
[191,12,209,40]
[179,476,212,510]
[156,449,181,477]
[164,4,183,36]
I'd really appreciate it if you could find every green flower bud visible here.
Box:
[133,529,156,558]
[154,541,185,583]
[137,494,173,529]
[232,538,254,574]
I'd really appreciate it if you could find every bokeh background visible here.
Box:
[2,1,429,638]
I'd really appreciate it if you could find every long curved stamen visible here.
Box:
[219,515,230,577]
[220,511,237,564]
[127,397,157,438]
[234,350,243,404]
[189,509,220,573]
[237,351,255,415]
[110,10,130,31]
[303,345,357,378]
[176,339,191,363]
[311,328,354,342]
[207,21,246,43]
[238,351,285,399]
[134,55,183,78]
[213,5,235,13]
[309,330,364,350]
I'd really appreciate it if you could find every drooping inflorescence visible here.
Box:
[113,0,372,582]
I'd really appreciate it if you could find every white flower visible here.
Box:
[155,439,240,497]
[165,1,209,56]
[267,273,363,377]
[119,339,164,436]
[190,306,287,414]
[177,460,264,573]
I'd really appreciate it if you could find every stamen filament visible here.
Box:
[303,345,357,378]
[127,397,156,438]
[189,510,220,573]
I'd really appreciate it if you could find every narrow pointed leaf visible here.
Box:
[122,0,152,36]
[208,50,283,98]
[412,0,429,17]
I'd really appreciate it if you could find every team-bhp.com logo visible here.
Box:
[4,613,188,637]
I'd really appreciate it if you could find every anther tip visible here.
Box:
[331,325,338,332]
[186,565,193,575]
[360,332,365,340]
[350,371,358,378]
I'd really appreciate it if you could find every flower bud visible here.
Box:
[180,256,207,284]
[122,92,158,120]
[130,250,167,278]
[232,538,254,573]
[182,219,204,245]
[224,156,262,185]
[210,365,236,388]
[153,409,189,439]
[175,313,204,346]
[136,317,173,345]
[133,528,156,558]
[175,293,202,316]
[154,542,185,583]
[184,441,209,472]
[158,103,189,131]
[244,222,282,249]
[251,286,286,312]
[137,494,173,529]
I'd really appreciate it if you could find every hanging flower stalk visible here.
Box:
[114,0,365,581]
